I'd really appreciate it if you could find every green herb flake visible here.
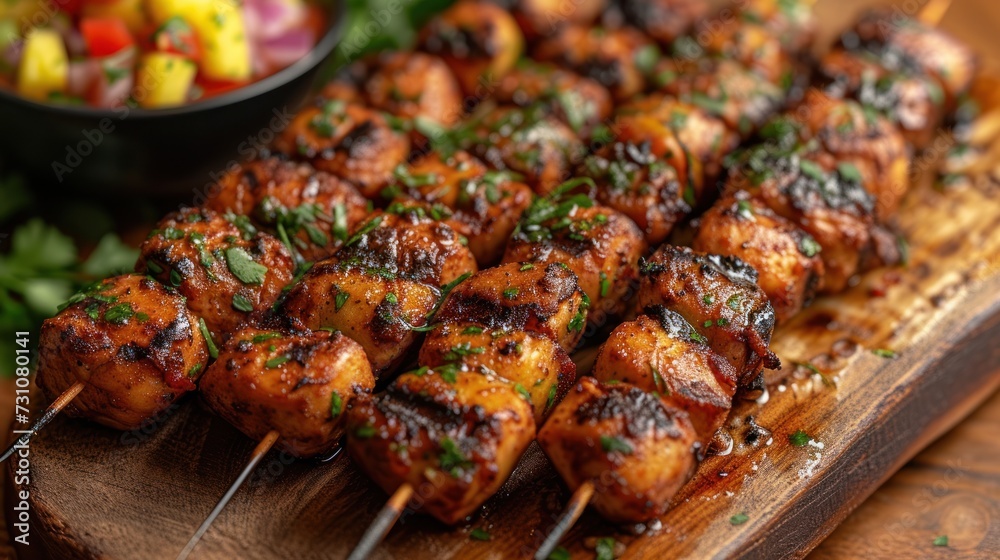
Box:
[463,326,484,335]
[514,383,531,402]
[872,348,897,359]
[469,528,491,542]
[547,547,570,560]
[198,318,219,359]
[595,537,617,560]
[266,355,291,369]
[335,290,350,311]
[932,535,948,547]
[225,247,268,284]
[799,235,822,258]
[519,263,535,271]
[232,293,253,313]
[438,437,474,477]
[330,393,343,418]
[104,303,135,325]
[730,512,749,526]
[599,272,610,298]
[789,429,810,447]
[600,435,633,455]
[355,424,376,439]
[503,287,519,300]
[188,363,202,377]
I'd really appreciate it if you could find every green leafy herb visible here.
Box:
[932,535,948,547]
[345,216,383,247]
[547,547,570,560]
[330,393,343,418]
[232,293,253,313]
[600,435,633,455]
[872,348,897,358]
[514,383,531,402]
[354,424,376,439]
[469,528,491,542]
[225,247,268,284]
[599,272,610,298]
[730,512,749,526]
[799,235,822,258]
[438,437,474,477]
[519,263,535,271]
[503,287,519,300]
[595,537,617,560]
[198,318,219,359]
[266,355,290,368]
[335,290,350,311]
[252,332,282,344]
[463,326,484,335]
[104,303,135,324]
[789,430,810,447]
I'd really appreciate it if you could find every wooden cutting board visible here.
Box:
[7,1,1000,559]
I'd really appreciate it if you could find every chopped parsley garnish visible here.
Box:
[198,318,218,359]
[503,287,519,300]
[600,435,633,455]
[872,348,897,358]
[335,290,349,311]
[799,235,822,258]
[730,512,749,525]
[599,272,610,298]
[330,393,343,418]
[690,330,707,344]
[252,332,282,344]
[332,204,349,242]
[547,547,570,560]
[469,528,491,542]
[463,326,484,335]
[932,535,948,547]
[188,363,202,377]
[232,293,253,313]
[354,424,376,438]
[595,537,617,560]
[514,383,531,402]
[736,199,755,220]
[225,247,268,284]
[438,437,474,477]
[266,355,290,369]
[344,216,382,247]
[519,263,535,271]
[104,303,134,324]
[789,430,810,447]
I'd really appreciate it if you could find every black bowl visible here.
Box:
[0,1,345,199]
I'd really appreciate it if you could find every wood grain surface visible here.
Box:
[5,0,1000,559]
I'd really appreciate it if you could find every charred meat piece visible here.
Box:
[504,201,646,327]
[419,324,576,424]
[347,368,535,524]
[383,151,533,267]
[494,59,614,135]
[581,113,697,245]
[511,0,606,40]
[203,157,369,263]
[636,245,779,385]
[420,0,525,96]
[533,25,658,102]
[37,275,208,430]
[615,0,708,46]
[279,266,440,378]
[274,100,410,199]
[538,378,698,523]
[434,262,588,352]
[593,306,738,438]
[200,328,375,457]
[329,211,478,288]
[363,52,464,129]
[693,192,824,324]
[136,208,295,339]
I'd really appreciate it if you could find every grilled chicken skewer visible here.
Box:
[534,2,970,556]
[345,180,646,558]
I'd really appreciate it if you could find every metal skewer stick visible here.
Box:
[346,483,415,560]
[0,381,85,465]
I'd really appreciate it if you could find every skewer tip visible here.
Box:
[0,381,84,465]
[346,483,415,560]
[534,481,596,560]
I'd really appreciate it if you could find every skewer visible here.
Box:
[346,483,414,560]
[0,381,84,465]
[918,0,951,26]
[175,430,280,560]
[534,481,595,560]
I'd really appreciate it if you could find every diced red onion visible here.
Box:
[259,28,315,70]
[244,0,306,41]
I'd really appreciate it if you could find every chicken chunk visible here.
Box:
[654,58,785,138]
[419,0,524,96]
[434,262,588,352]
[537,378,698,523]
[615,0,707,47]
[203,157,370,263]
[347,368,535,524]
[384,151,533,266]
[37,275,208,431]
[739,0,817,54]
[637,245,779,385]
[464,105,586,195]
[580,113,696,245]
[199,328,374,457]
[418,323,576,423]
[503,203,646,327]
[511,0,605,40]
[279,266,440,377]
[693,193,824,324]
[533,25,657,102]
[785,89,911,220]
[494,59,613,135]
[593,307,738,437]
[329,211,478,288]
[136,208,296,339]
[274,99,411,198]
[363,52,464,129]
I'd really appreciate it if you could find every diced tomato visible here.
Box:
[55,0,84,14]
[195,76,245,100]
[304,5,328,42]
[80,17,134,57]
[151,16,201,62]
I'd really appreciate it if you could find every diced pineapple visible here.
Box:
[136,52,197,108]
[148,0,251,81]
[82,0,148,33]
[17,28,68,102]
